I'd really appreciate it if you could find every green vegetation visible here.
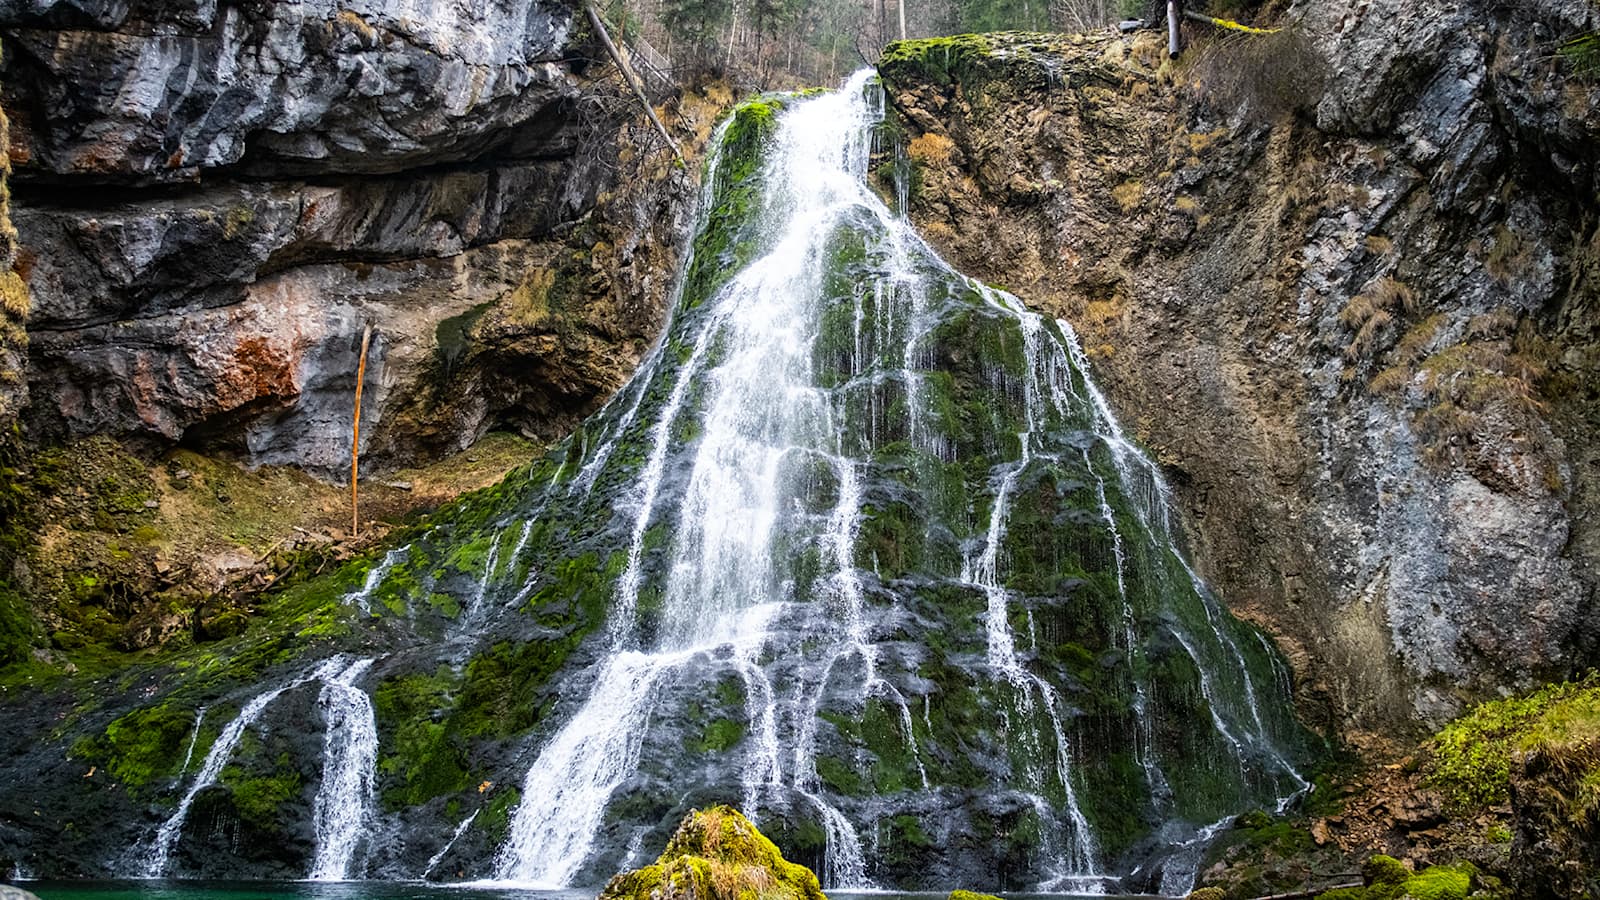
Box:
[685,99,785,310]
[1315,856,1475,900]
[694,718,746,753]
[1562,31,1600,81]
[879,34,996,88]
[373,666,471,807]
[1428,674,1600,812]
[600,805,825,900]
[79,702,210,794]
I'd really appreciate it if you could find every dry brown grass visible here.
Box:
[1111,178,1143,213]
[1340,276,1418,359]
[907,132,956,167]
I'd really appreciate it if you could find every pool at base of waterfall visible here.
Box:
[14,886,1154,900]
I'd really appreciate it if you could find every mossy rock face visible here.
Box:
[948,890,1003,900]
[600,805,825,900]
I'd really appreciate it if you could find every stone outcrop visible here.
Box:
[879,0,1600,733]
[599,806,827,900]
[2,0,708,477]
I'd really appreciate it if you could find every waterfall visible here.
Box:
[421,810,479,881]
[62,60,1312,893]
[309,657,379,881]
[137,666,324,877]
[471,69,1309,892]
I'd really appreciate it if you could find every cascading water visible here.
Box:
[137,666,324,877]
[474,70,1308,893]
[124,69,1312,894]
[309,657,379,881]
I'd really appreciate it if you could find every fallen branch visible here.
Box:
[1183,9,1282,34]
[1245,885,1362,900]
[585,2,685,166]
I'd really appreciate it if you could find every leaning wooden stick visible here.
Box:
[352,324,373,539]
[584,2,685,166]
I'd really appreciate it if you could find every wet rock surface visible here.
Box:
[878,2,1600,734]
[2,0,712,477]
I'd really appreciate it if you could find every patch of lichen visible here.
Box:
[600,805,825,900]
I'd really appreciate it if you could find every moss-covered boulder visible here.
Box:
[599,806,826,900]
[948,891,1003,900]
[1314,856,1476,900]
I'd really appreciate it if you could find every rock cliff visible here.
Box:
[2,0,703,477]
[878,0,1600,735]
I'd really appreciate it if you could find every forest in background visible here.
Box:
[597,0,1269,87]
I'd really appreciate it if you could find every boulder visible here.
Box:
[599,806,826,900]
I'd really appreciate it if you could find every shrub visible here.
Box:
[1192,25,1330,124]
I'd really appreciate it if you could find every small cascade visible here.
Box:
[139,668,321,876]
[309,657,379,881]
[345,547,408,615]
[492,651,678,886]
[176,707,205,780]
[421,810,478,881]
[457,530,504,630]
[1061,323,1310,798]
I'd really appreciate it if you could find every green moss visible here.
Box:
[1402,865,1472,900]
[1314,860,1476,900]
[879,34,996,87]
[1363,854,1409,886]
[479,786,522,846]
[948,891,1003,900]
[73,702,208,795]
[219,750,301,829]
[373,665,471,808]
[1428,674,1600,812]
[694,718,745,753]
[601,806,825,900]
[683,98,787,309]
[814,753,864,796]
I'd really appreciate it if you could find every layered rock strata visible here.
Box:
[2,0,703,476]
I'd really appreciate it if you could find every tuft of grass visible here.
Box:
[1340,277,1416,360]
[1112,179,1144,213]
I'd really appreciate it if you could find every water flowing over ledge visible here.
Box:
[124,69,1312,896]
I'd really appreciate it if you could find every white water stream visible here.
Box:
[309,657,379,881]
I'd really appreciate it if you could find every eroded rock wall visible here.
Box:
[2,0,707,477]
[879,1,1600,734]
[0,37,23,424]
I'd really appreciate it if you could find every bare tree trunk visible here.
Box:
[1168,0,1182,56]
